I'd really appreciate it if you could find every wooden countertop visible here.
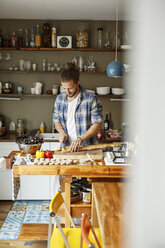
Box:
[92,181,130,248]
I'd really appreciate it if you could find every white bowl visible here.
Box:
[96,87,110,95]
[111,88,125,95]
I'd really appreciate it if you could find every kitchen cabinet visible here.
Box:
[0,142,19,200]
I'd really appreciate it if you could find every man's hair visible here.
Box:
[60,62,80,84]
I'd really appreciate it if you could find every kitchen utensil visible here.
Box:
[111,88,125,95]
[31,87,35,94]
[18,143,41,154]
[52,88,58,95]
[33,82,43,95]
[2,82,13,94]
[17,86,25,94]
[96,87,110,95]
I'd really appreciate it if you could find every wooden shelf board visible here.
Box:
[0,47,128,52]
[0,70,106,74]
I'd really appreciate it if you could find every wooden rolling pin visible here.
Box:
[58,143,121,152]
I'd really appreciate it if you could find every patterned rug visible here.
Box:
[0,200,50,240]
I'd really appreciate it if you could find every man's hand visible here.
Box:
[70,137,83,152]
[59,133,67,144]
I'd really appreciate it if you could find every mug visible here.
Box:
[33,82,43,88]
[17,86,25,94]
[32,63,37,71]
[52,88,58,95]
[31,87,35,94]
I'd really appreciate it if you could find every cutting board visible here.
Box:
[54,149,103,160]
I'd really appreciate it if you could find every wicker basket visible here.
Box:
[0,126,6,136]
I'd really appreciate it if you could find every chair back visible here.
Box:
[49,191,64,214]
[80,213,102,248]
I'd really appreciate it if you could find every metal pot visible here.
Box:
[79,186,92,203]
[3,82,13,94]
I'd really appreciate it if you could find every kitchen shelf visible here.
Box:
[0,47,128,52]
[0,93,55,97]
[0,70,106,74]
[0,93,128,99]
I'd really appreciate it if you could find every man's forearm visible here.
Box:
[55,122,66,135]
[80,123,102,141]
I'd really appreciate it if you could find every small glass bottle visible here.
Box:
[97,28,103,48]
[0,29,3,47]
[104,113,110,131]
[30,26,35,48]
[51,27,57,48]
[11,31,17,48]
[35,24,41,48]
[42,59,47,71]
[40,121,45,133]
[16,119,24,135]
[24,28,29,48]
[18,28,24,48]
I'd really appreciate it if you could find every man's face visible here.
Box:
[61,80,79,98]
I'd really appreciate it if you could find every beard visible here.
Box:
[67,85,78,97]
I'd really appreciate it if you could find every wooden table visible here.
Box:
[92,181,130,248]
[7,151,131,228]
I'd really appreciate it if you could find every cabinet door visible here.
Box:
[0,142,19,157]
[0,170,12,200]
[19,175,50,200]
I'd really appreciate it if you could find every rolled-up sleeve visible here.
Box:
[91,95,103,124]
[53,96,60,124]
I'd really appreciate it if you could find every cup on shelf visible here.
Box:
[32,63,37,71]
[52,88,58,95]
[31,87,35,94]
[17,86,25,94]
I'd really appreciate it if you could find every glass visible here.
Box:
[104,32,111,48]
[97,27,103,48]
[26,61,31,71]
[42,59,47,71]
[16,119,24,135]
[76,23,88,48]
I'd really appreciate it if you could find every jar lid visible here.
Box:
[97,27,103,31]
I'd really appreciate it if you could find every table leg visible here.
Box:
[91,184,99,227]
[64,176,72,227]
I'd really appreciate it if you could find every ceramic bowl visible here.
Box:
[96,87,110,95]
[111,88,125,95]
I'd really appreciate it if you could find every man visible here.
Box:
[53,62,103,152]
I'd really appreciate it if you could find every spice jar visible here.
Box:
[76,23,88,48]
[16,119,24,135]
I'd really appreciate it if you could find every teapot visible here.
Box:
[33,82,43,95]
[3,81,13,94]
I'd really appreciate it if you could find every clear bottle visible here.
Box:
[16,119,24,135]
[18,28,24,48]
[35,24,41,48]
[51,27,57,48]
[104,113,110,131]
[0,29,3,47]
[24,28,29,48]
[11,31,17,48]
[30,26,35,48]
[97,28,103,48]
[42,59,47,71]
[40,121,45,133]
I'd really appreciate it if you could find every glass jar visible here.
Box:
[16,119,24,135]
[76,23,88,48]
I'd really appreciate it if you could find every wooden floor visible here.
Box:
[0,201,47,248]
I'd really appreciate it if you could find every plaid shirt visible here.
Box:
[53,85,103,146]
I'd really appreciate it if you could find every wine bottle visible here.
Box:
[35,24,41,48]
[30,26,35,48]
[104,112,110,131]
